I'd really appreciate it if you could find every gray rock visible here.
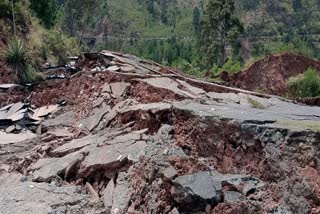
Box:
[110,82,130,98]
[163,166,178,180]
[242,182,257,196]
[79,104,111,131]
[78,135,146,178]
[43,111,76,127]
[5,125,15,133]
[103,172,131,214]
[137,77,196,98]
[172,171,221,211]
[0,174,90,214]
[29,152,84,182]
[224,191,245,203]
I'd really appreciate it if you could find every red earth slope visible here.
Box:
[220,52,320,96]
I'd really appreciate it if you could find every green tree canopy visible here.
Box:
[199,0,244,68]
[29,0,58,28]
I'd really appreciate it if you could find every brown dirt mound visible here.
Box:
[220,52,320,96]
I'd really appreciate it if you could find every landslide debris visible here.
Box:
[0,50,320,214]
[220,52,320,98]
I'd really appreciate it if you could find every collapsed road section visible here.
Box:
[0,50,320,214]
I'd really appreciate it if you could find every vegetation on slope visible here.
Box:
[2,0,320,81]
[288,68,320,98]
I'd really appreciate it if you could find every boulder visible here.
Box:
[172,171,221,212]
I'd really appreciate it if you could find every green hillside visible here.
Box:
[3,0,320,74]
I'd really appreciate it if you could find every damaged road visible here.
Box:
[1,50,320,214]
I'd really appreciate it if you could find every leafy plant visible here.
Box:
[212,58,242,74]
[40,45,48,61]
[287,68,320,98]
[4,37,43,84]
[44,29,80,65]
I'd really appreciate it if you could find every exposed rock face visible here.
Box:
[0,50,320,214]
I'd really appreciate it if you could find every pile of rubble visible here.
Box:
[1,50,320,214]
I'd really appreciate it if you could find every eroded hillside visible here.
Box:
[1,51,320,214]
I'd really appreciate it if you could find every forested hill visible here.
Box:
[62,0,320,63]
[3,0,320,74]
[67,0,320,39]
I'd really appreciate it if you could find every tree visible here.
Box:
[29,0,58,28]
[193,6,200,36]
[292,0,302,12]
[199,0,244,68]
[62,0,105,44]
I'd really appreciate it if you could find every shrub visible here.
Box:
[172,59,203,77]
[211,58,242,74]
[44,29,80,65]
[0,0,28,26]
[29,0,58,28]
[40,45,48,61]
[4,37,43,84]
[287,68,320,98]
[0,0,12,19]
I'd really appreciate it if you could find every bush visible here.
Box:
[212,58,242,74]
[3,37,43,84]
[40,45,48,61]
[29,0,58,28]
[287,68,320,98]
[172,59,203,77]
[0,0,28,26]
[0,0,12,19]
[44,29,80,65]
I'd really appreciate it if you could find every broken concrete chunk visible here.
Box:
[163,166,178,180]
[101,83,112,93]
[169,208,180,214]
[29,152,84,182]
[177,80,206,95]
[31,104,60,120]
[80,139,146,178]
[47,128,74,138]
[110,82,130,98]
[0,102,25,122]
[0,131,37,145]
[172,171,221,211]
[6,109,27,122]
[223,191,245,203]
[43,111,76,127]
[5,125,16,133]
[137,77,196,98]
[107,65,120,71]
[120,65,135,72]
[242,182,257,196]
[79,104,111,131]
[103,172,131,214]
[5,102,25,117]
[0,180,89,214]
